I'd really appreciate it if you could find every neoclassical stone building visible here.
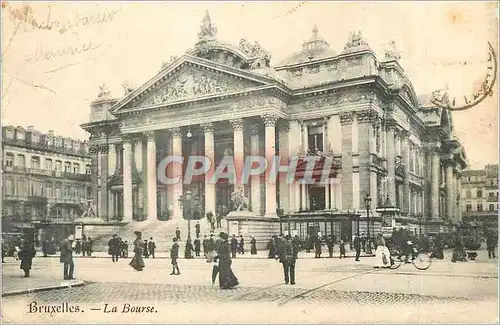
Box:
[81,12,467,240]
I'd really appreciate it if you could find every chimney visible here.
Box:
[48,130,54,136]
[27,125,34,131]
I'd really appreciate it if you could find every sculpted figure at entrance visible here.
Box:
[231,187,249,211]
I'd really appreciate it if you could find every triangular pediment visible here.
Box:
[112,56,274,113]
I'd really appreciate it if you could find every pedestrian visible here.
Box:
[86,237,93,257]
[206,234,216,263]
[143,239,149,258]
[122,240,129,258]
[238,235,245,254]
[202,235,208,257]
[184,238,194,259]
[206,210,214,226]
[60,235,75,280]
[194,237,201,257]
[81,239,87,258]
[170,238,180,275]
[148,238,156,259]
[108,234,121,262]
[374,234,391,268]
[42,239,49,257]
[305,235,313,253]
[267,236,276,258]
[74,239,81,256]
[276,234,297,285]
[19,238,36,278]
[339,239,346,258]
[215,232,239,289]
[353,235,361,261]
[175,227,181,241]
[230,234,238,258]
[326,235,334,258]
[250,236,257,255]
[129,231,145,271]
[361,233,366,253]
[314,237,322,258]
[487,232,497,259]
[216,213,222,229]
[195,222,201,238]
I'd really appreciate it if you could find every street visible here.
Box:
[2,251,498,323]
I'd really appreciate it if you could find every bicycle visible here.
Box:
[389,246,432,270]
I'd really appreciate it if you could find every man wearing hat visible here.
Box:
[108,234,121,262]
[205,233,216,263]
[276,234,297,285]
[60,234,75,280]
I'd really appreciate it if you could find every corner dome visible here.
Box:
[276,25,337,67]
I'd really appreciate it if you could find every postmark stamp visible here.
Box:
[430,42,497,111]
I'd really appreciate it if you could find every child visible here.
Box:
[170,238,180,275]
[339,239,346,259]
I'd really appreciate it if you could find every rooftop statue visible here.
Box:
[198,11,218,40]
[384,40,402,60]
[122,81,134,95]
[97,84,111,99]
[343,30,369,51]
[80,199,97,218]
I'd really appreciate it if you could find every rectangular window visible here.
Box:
[5,154,14,167]
[466,190,471,199]
[31,156,40,169]
[73,163,80,174]
[489,204,495,212]
[477,189,483,198]
[64,162,71,172]
[16,180,24,196]
[466,204,472,212]
[55,161,62,171]
[85,164,91,175]
[478,203,483,212]
[55,187,61,198]
[5,179,14,195]
[46,184,52,197]
[17,155,25,168]
[45,159,53,170]
[307,132,324,153]
[489,192,494,197]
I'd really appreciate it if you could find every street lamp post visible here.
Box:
[364,193,372,254]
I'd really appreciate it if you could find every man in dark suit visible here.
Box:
[195,222,201,238]
[353,235,361,262]
[230,235,238,258]
[148,238,157,259]
[108,234,121,262]
[60,235,75,280]
[276,234,297,285]
[487,232,497,259]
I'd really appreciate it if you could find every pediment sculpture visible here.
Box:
[148,70,246,106]
[239,38,272,68]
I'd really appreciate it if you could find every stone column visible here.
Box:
[445,161,454,220]
[386,121,396,205]
[122,139,133,222]
[402,132,410,214]
[108,143,116,176]
[278,123,291,213]
[249,124,261,215]
[202,123,216,215]
[431,148,441,219]
[146,132,157,220]
[301,182,307,210]
[171,128,183,219]
[300,121,308,154]
[340,112,355,211]
[456,171,462,222]
[263,114,278,217]
[90,145,99,212]
[325,182,330,210]
[230,119,245,188]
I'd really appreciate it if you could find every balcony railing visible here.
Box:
[486,196,499,202]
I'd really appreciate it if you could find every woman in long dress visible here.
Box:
[129,231,145,271]
[374,234,391,268]
[250,237,257,255]
[216,232,239,289]
[19,239,36,277]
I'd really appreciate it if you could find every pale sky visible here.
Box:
[1,1,498,169]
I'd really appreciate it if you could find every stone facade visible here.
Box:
[81,13,467,237]
[2,125,91,245]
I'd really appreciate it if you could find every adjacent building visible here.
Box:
[461,164,499,234]
[81,12,467,243]
[1,125,91,245]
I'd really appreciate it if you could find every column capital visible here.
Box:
[384,119,398,131]
[356,109,379,124]
[121,135,135,145]
[145,131,156,141]
[201,122,215,133]
[261,114,278,127]
[340,112,355,125]
[169,127,182,139]
[230,118,244,131]
[400,129,411,139]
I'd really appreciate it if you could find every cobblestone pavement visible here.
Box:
[2,254,498,323]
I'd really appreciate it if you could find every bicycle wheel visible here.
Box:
[389,257,402,269]
[412,253,432,270]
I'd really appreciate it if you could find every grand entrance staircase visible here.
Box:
[90,217,227,252]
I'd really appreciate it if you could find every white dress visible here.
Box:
[375,239,391,268]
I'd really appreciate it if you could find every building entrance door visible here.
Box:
[309,186,326,211]
[216,184,233,213]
